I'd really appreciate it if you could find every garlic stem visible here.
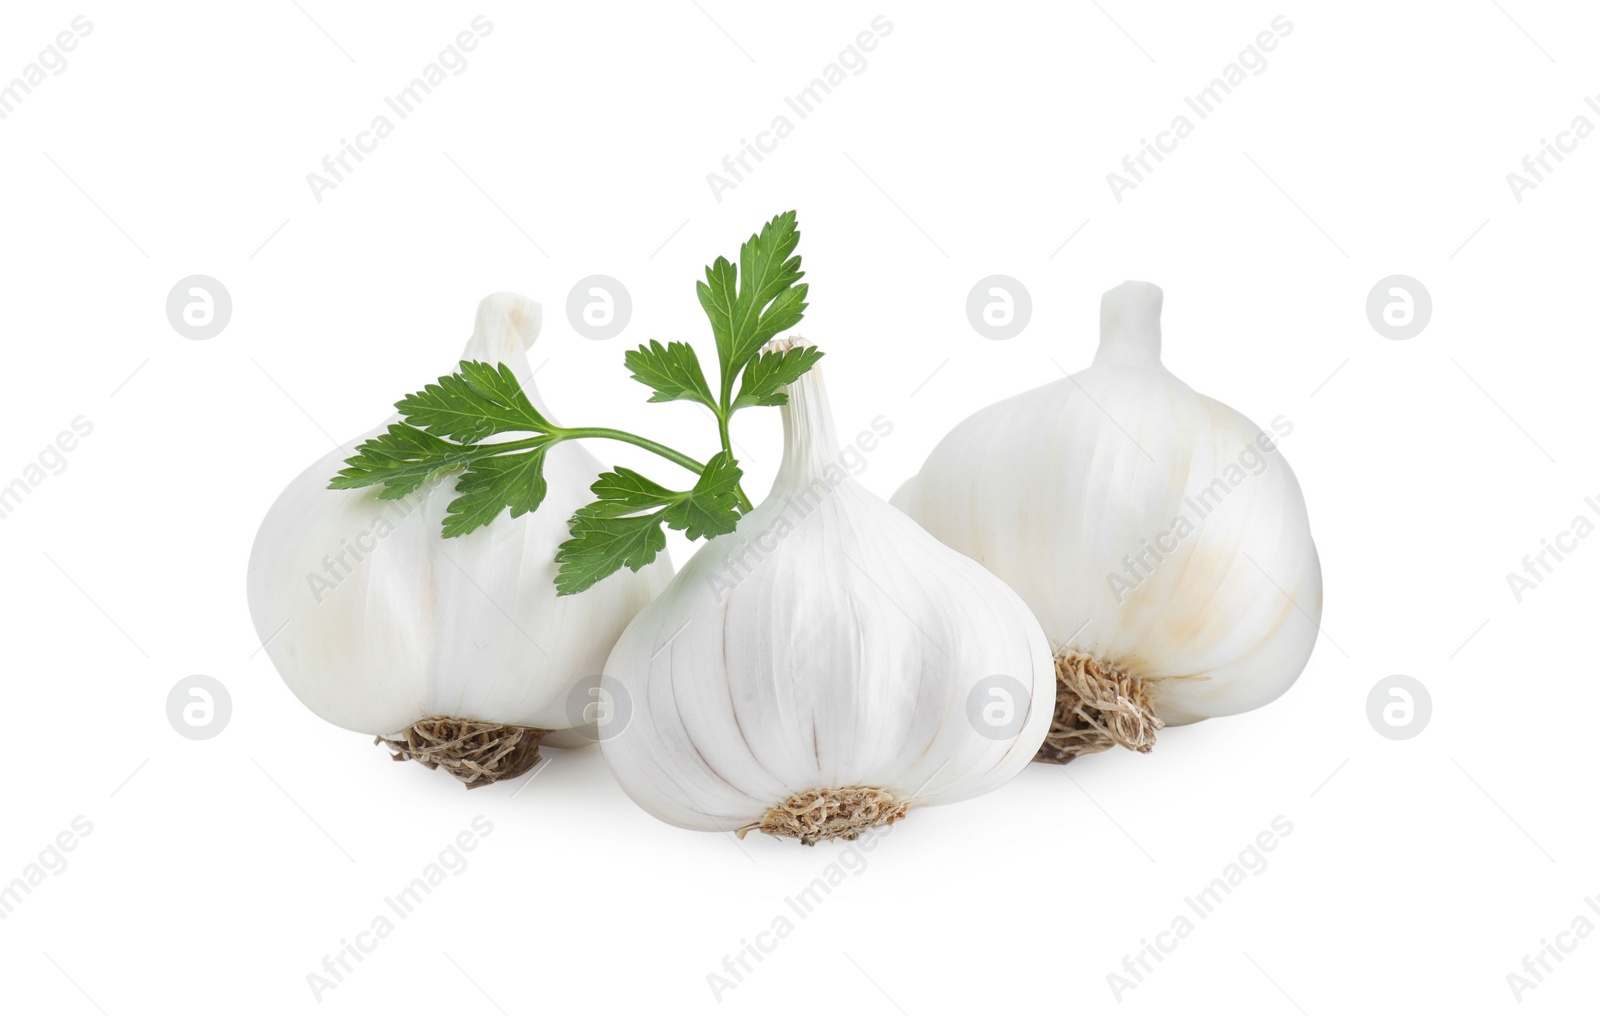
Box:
[772,337,843,485]
[1093,280,1165,369]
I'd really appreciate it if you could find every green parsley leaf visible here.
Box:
[329,421,554,538]
[661,451,743,540]
[732,344,824,411]
[575,467,680,518]
[331,211,811,597]
[696,210,809,398]
[395,360,552,443]
[554,513,669,596]
[441,448,549,538]
[624,339,716,408]
[554,452,744,594]
[328,423,472,499]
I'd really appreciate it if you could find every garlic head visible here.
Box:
[246,293,673,785]
[599,340,1054,844]
[893,282,1322,762]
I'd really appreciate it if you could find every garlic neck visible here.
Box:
[773,338,841,488]
[464,292,542,363]
[462,291,555,418]
[1092,280,1164,370]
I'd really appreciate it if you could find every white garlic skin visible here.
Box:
[246,294,672,741]
[892,282,1321,725]
[600,345,1054,833]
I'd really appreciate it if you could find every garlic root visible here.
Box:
[375,717,551,788]
[1034,653,1164,764]
[739,788,910,846]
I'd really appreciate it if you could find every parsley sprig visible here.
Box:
[329,211,820,595]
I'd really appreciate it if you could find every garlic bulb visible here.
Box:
[247,293,672,786]
[892,282,1321,762]
[600,340,1054,844]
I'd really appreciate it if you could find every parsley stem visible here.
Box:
[715,414,754,512]
[559,427,708,477]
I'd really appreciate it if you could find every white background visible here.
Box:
[2,1,1595,1012]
